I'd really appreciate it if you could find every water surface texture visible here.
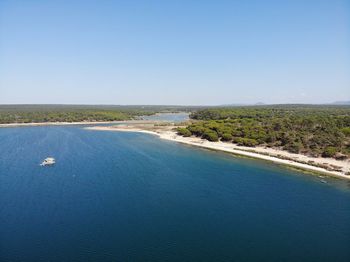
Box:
[1,126,349,262]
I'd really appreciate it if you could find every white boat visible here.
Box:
[40,157,56,166]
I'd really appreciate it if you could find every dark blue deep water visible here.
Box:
[1,126,350,262]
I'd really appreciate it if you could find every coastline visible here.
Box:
[85,125,350,180]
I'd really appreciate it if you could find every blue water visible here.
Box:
[0,126,350,262]
[142,112,189,122]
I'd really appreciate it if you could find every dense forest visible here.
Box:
[0,106,149,123]
[0,105,201,124]
[177,106,350,159]
[0,105,153,123]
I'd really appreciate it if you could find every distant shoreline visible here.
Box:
[0,120,155,128]
[85,125,350,181]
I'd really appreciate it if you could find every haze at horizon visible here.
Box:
[0,0,349,105]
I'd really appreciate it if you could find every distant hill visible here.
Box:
[220,102,267,107]
[220,103,248,107]
[332,101,350,105]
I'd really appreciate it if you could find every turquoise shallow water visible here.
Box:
[0,126,350,262]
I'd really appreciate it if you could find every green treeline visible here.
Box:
[177,106,350,159]
[0,105,204,124]
[0,105,156,123]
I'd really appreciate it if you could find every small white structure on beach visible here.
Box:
[40,157,56,166]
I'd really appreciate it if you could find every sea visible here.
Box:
[0,116,349,261]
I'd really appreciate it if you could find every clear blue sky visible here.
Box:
[0,0,349,105]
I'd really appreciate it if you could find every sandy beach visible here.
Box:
[85,125,350,180]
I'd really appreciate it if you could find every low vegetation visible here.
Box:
[177,105,350,159]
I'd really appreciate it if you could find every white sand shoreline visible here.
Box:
[85,125,350,180]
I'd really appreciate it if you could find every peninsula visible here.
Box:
[86,123,350,180]
[85,105,350,180]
